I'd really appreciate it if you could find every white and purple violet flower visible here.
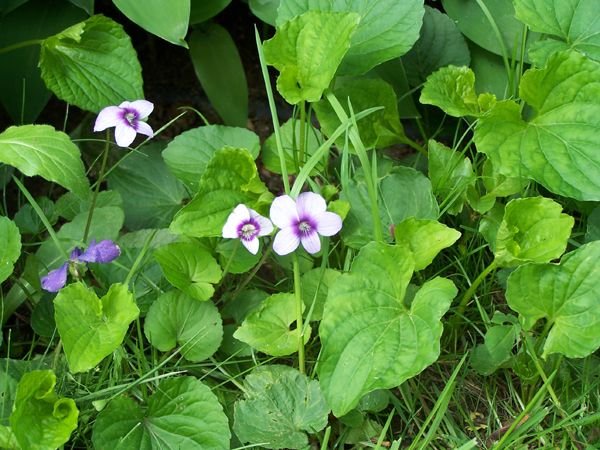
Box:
[222,204,274,255]
[41,240,121,292]
[94,100,154,147]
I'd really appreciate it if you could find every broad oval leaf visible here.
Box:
[0,217,21,284]
[471,324,518,375]
[474,50,600,200]
[0,125,89,198]
[92,376,230,449]
[493,197,574,267]
[318,242,457,416]
[54,283,139,373]
[40,15,144,113]
[144,290,223,362]
[10,370,78,450]
[506,241,600,358]
[233,365,329,449]
[113,0,190,47]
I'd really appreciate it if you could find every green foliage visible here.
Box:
[233,365,329,449]
[92,377,230,449]
[0,217,21,284]
[40,14,144,113]
[472,315,519,375]
[144,290,223,362]
[0,125,89,198]
[10,370,78,450]
[301,268,341,321]
[54,283,139,373]
[507,241,600,359]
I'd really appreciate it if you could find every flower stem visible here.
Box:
[454,260,497,321]
[298,100,307,166]
[83,131,110,242]
[293,253,306,374]
[0,39,43,56]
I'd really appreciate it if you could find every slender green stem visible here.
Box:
[319,427,331,450]
[52,339,62,371]
[455,260,497,319]
[400,136,427,157]
[298,100,307,165]
[293,253,305,374]
[124,229,158,286]
[83,131,110,242]
[220,239,240,281]
[0,39,43,56]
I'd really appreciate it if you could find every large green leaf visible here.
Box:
[189,0,231,24]
[402,6,470,86]
[514,0,600,65]
[162,125,259,190]
[264,10,360,104]
[92,377,230,449]
[474,50,600,200]
[301,268,341,321]
[277,0,425,75]
[493,197,573,267]
[318,242,456,416]
[249,0,279,25]
[107,145,187,230]
[189,23,248,126]
[154,242,222,301]
[506,241,600,358]
[0,125,89,198]
[10,370,78,450]
[54,283,139,373]
[233,365,329,449]
[0,217,21,284]
[40,14,144,113]
[113,0,189,47]
[144,290,222,362]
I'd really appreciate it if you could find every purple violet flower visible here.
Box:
[270,192,342,256]
[94,100,154,147]
[40,240,121,292]
[222,204,273,254]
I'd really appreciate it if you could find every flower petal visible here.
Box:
[114,122,137,147]
[273,227,300,256]
[316,211,342,236]
[127,100,154,119]
[94,106,122,132]
[222,204,251,238]
[241,237,259,255]
[300,231,321,254]
[270,195,299,228]
[135,121,154,138]
[41,263,68,292]
[250,210,274,236]
[78,240,121,263]
[296,192,327,218]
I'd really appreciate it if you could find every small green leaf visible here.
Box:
[154,242,222,301]
[319,242,456,416]
[234,293,310,356]
[189,23,248,126]
[494,197,574,267]
[0,217,21,284]
[313,77,405,150]
[40,15,144,113]
[0,125,89,198]
[54,283,139,373]
[216,239,261,274]
[471,325,518,375]
[144,290,222,362]
[189,0,231,24]
[394,218,461,271]
[162,125,259,190]
[585,206,600,243]
[249,0,279,25]
[92,376,230,449]
[264,10,360,104]
[233,365,329,449]
[55,190,122,221]
[301,268,341,321]
[506,241,600,358]
[10,370,78,450]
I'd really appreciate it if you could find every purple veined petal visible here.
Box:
[94,106,122,132]
[241,236,260,254]
[300,230,321,254]
[222,204,251,238]
[272,227,300,256]
[250,209,274,236]
[136,121,154,139]
[296,192,327,218]
[270,195,299,229]
[78,240,121,263]
[316,211,342,236]
[114,122,137,147]
[126,100,154,119]
[41,263,69,292]
[69,247,83,261]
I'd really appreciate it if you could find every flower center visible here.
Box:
[238,221,259,241]
[297,220,313,234]
[123,109,138,126]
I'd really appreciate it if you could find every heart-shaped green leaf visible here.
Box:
[0,217,21,284]
[92,376,230,449]
[54,283,139,373]
[144,290,223,362]
[506,241,600,358]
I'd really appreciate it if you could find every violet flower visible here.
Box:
[41,240,121,292]
[94,100,154,147]
[222,204,273,254]
[270,192,342,256]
